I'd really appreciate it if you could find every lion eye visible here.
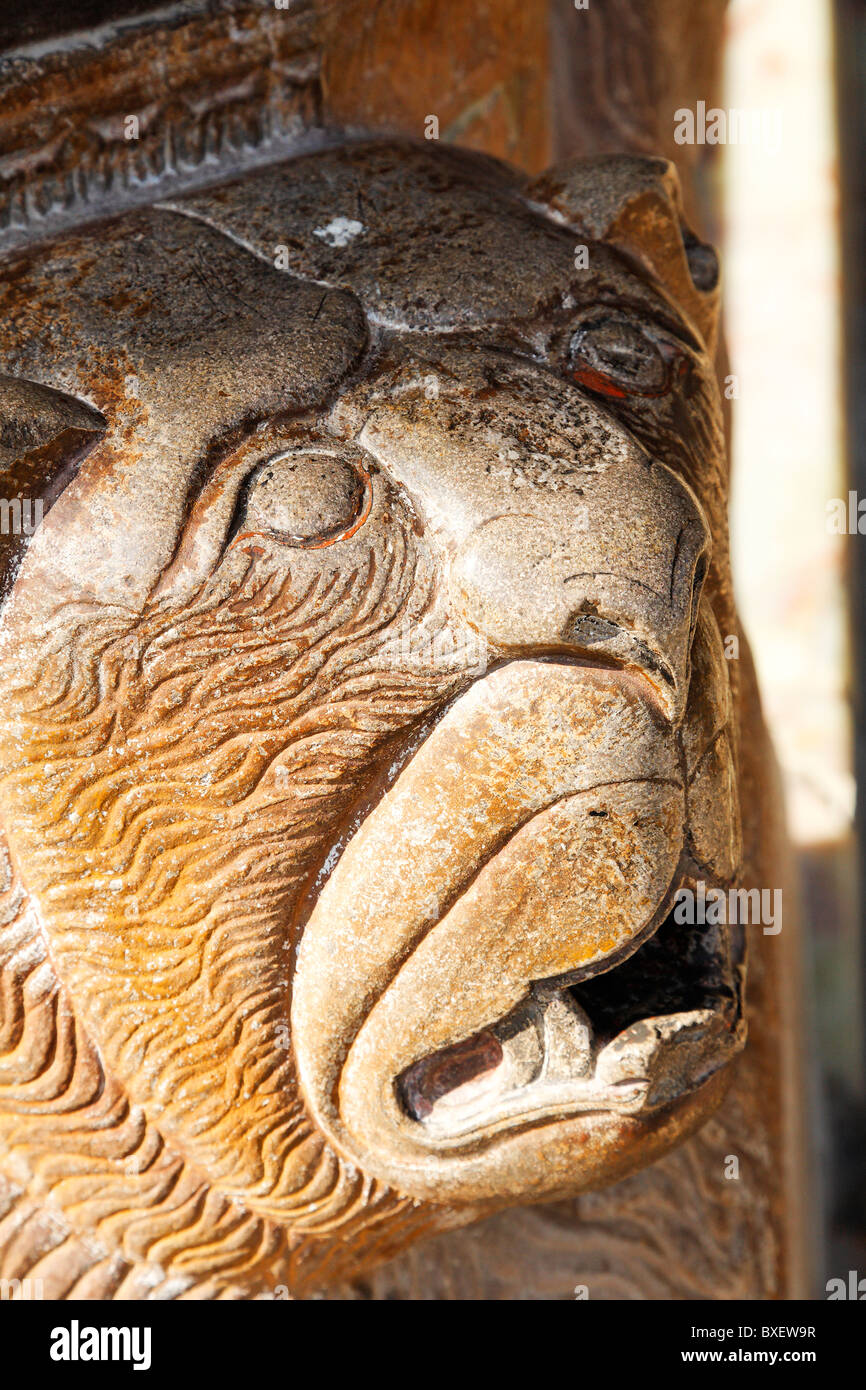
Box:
[234,450,367,547]
[567,317,672,397]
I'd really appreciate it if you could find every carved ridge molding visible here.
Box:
[0,1,323,253]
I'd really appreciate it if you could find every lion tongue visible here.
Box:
[400,1031,505,1120]
[399,991,596,1122]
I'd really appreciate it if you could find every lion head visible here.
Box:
[0,142,744,1296]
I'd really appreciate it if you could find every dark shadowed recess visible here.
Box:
[828,0,866,1304]
[569,907,738,1042]
[0,1,187,51]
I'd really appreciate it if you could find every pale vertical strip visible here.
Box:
[725,0,850,846]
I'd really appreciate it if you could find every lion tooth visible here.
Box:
[497,1011,545,1089]
[539,994,593,1082]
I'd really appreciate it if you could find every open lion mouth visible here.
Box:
[292,634,744,1195]
[397,884,745,1137]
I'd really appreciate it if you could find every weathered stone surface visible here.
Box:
[0,140,764,1297]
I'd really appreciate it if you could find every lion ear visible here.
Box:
[528,154,720,353]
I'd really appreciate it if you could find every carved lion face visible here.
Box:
[0,142,745,1290]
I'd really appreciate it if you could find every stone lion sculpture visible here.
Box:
[0,140,767,1298]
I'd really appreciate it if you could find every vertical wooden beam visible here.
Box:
[318,0,552,170]
[832,0,866,1284]
[549,0,728,212]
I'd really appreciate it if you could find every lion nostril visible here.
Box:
[564,615,621,646]
[562,613,677,697]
